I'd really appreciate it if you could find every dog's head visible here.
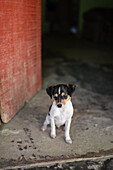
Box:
[46,84,75,108]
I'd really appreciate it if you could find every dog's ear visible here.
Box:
[67,84,76,97]
[46,86,54,99]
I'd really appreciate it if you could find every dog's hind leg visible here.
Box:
[41,114,50,131]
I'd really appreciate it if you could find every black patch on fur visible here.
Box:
[46,84,76,99]
[49,104,52,112]
[46,86,54,99]
[67,84,76,97]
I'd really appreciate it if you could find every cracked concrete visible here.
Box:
[0,35,113,169]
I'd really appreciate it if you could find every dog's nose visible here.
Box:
[57,103,62,108]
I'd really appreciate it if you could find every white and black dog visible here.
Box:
[41,84,75,144]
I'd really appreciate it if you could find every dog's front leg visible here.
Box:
[50,117,56,139]
[65,118,72,144]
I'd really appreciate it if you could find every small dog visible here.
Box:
[41,84,75,144]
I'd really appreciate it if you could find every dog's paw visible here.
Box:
[41,125,47,131]
[65,138,72,144]
[50,133,56,139]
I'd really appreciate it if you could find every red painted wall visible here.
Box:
[0,0,41,123]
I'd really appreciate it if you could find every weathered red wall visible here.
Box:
[0,0,41,123]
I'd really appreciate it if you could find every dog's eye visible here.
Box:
[61,95,67,99]
[54,96,58,100]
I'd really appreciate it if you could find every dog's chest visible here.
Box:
[51,101,73,126]
[55,108,69,123]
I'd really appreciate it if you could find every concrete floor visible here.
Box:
[0,35,113,169]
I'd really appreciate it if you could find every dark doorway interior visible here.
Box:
[42,0,113,88]
[44,0,79,34]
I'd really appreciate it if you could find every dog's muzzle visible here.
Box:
[57,95,62,108]
[57,102,62,108]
